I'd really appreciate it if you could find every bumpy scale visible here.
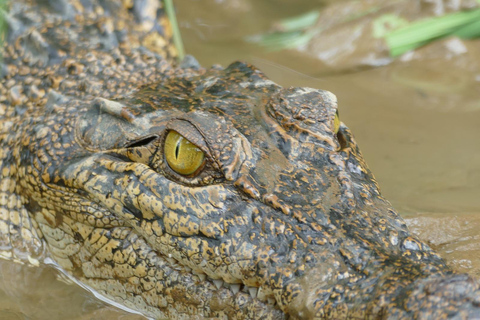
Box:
[1,0,480,319]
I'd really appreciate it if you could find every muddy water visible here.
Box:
[1,0,480,318]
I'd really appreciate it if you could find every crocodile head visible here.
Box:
[12,59,478,319]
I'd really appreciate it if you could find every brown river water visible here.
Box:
[1,0,480,318]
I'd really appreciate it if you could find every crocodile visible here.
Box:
[0,0,479,319]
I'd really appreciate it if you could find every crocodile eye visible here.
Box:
[334,111,340,134]
[164,131,205,176]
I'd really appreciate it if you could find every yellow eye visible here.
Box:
[334,111,340,134]
[164,131,205,176]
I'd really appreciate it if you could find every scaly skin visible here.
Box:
[1,0,480,319]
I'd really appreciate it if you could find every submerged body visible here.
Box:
[0,0,479,319]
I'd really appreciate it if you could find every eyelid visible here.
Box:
[164,120,212,158]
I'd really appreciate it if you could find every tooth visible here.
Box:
[230,284,241,294]
[268,297,276,305]
[213,279,223,289]
[197,274,206,281]
[257,287,266,301]
[184,267,192,272]
[248,287,258,299]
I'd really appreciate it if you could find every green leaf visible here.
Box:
[247,30,317,51]
[385,9,480,57]
[453,19,480,39]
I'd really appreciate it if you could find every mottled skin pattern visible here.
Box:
[1,1,480,319]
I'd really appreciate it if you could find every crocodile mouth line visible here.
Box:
[156,248,279,307]
[106,204,280,308]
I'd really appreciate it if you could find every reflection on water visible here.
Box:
[405,212,480,277]
[1,0,480,318]
[0,259,144,319]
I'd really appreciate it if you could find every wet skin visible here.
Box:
[0,0,480,319]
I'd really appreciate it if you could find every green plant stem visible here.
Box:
[164,0,185,62]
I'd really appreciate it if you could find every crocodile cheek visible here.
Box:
[151,190,257,285]
[61,157,246,284]
[55,155,285,311]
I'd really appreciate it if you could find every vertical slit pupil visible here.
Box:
[175,141,180,159]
